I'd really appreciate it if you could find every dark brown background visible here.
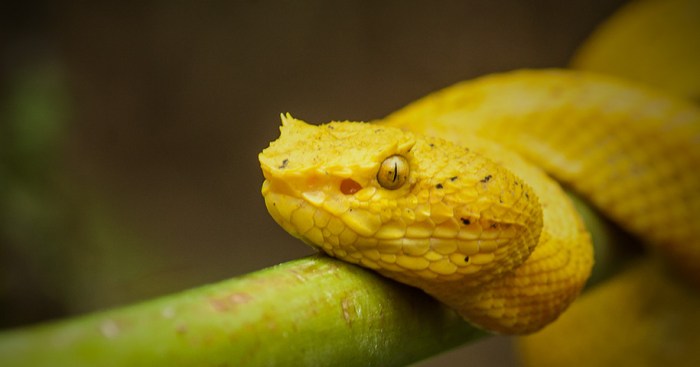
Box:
[1,1,627,365]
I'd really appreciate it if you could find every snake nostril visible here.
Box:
[340,178,362,195]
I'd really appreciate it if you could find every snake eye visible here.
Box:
[377,155,409,190]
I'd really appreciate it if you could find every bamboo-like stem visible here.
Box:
[0,256,485,366]
[0,193,631,367]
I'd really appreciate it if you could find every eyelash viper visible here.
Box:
[258,68,699,334]
[258,3,700,336]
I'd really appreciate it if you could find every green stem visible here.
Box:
[0,256,484,367]
[0,194,631,367]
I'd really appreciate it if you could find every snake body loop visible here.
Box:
[383,69,700,287]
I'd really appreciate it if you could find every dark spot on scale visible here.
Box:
[460,217,471,225]
[464,256,470,263]
[490,223,498,229]
[279,159,289,169]
[327,125,334,129]
[450,176,458,182]
[436,183,443,189]
[429,143,435,148]
[480,174,492,183]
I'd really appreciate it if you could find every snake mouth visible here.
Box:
[261,180,310,242]
[261,179,353,250]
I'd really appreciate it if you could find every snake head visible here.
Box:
[259,115,541,288]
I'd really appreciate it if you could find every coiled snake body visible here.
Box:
[259,3,700,336]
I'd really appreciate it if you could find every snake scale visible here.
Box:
[258,0,700,337]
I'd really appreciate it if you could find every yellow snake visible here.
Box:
[258,0,700,339]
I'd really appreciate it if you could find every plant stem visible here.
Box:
[0,256,486,366]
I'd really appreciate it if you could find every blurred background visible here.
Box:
[0,1,627,365]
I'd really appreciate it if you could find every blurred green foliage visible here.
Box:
[1,62,73,327]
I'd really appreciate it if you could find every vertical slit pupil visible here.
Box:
[377,155,408,190]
